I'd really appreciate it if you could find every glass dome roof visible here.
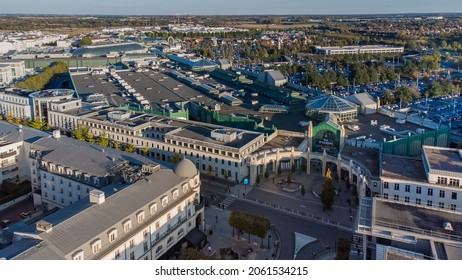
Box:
[306,94,357,112]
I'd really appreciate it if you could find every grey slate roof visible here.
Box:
[13,169,190,260]
[0,121,49,144]
[31,136,154,177]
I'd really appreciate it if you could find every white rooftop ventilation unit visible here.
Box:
[444,222,453,232]
[89,189,105,204]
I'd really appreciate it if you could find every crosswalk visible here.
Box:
[215,196,236,209]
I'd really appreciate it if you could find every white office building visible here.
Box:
[356,145,462,260]
[315,45,404,56]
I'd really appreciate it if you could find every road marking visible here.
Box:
[218,197,236,209]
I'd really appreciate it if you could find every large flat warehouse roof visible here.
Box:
[71,73,125,106]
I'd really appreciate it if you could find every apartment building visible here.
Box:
[1,158,204,260]
[0,60,26,80]
[29,130,157,209]
[0,122,49,186]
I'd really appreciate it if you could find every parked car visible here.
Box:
[0,219,12,229]
[20,211,31,219]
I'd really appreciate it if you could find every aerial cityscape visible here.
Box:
[1,1,462,263]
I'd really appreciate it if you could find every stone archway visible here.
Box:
[310,158,322,174]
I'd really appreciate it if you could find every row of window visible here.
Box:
[81,216,189,260]
[382,193,457,210]
[437,177,460,187]
[384,182,458,200]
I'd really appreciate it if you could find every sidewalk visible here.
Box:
[202,206,279,260]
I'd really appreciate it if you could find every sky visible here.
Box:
[2,0,462,15]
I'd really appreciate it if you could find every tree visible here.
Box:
[78,37,93,47]
[99,131,109,147]
[320,168,335,210]
[287,173,292,185]
[169,152,182,164]
[383,89,395,105]
[112,140,120,150]
[142,144,150,157]
[125,143,134,153]
[335,238,351,260]
[72,125,89,141]
[229,210,270,247]
[395,86,418,104]
[28,118,46,130]
[86,132,95,143]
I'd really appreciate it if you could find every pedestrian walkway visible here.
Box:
[226,171,357,231]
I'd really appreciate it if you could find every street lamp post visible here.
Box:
[267,234,272,249]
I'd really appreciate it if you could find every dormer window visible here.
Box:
[137,210,145,223]
[149,203,157,215]
[123,219,132,232]
[172,189,179,200]
[91,238,102,254]
[72,249,84,260]
[108,228,117,243]
[161,196,168,207]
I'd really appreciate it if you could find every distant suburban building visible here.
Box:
[346,92,379,115]
[0,65,13,86]
[216,59,231,70]
[72,43,145,58]
[315,45,404,56]
[0,60,25,85]
[257,70,287,87]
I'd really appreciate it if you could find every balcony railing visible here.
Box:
[374,220,462,243]
[0,150,17,159]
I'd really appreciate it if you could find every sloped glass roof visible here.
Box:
[72,43,144,57]
[306,94,357,112]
